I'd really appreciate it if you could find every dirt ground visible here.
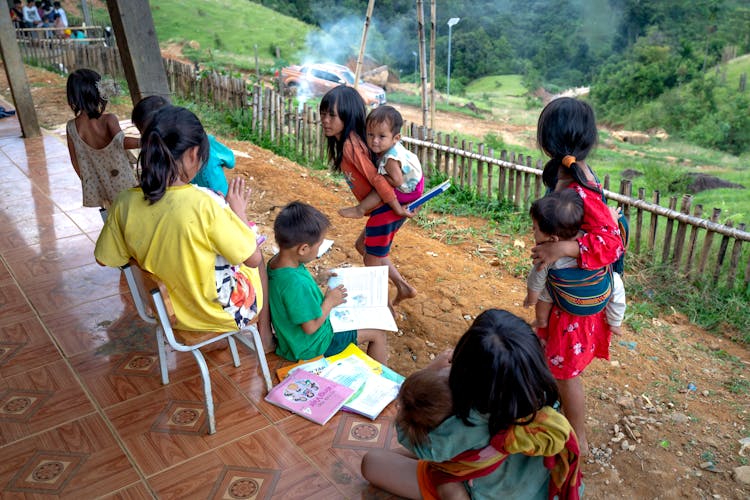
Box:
[2,63,749,499]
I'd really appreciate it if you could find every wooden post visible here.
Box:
[713,220,734,285]
[635,188,645,254]
[661,196,678,264]
[487,147,494,198]
[353,0,375,88]
[429,0,436,132]
[0,5,40,137]
[726,223,745,288]
[498,151,507,201]
[435,131,443,175]
[466,141,473,187]
[477,143,485,195]
[684,204,703,279]
[459,139,467,188]
[671,195,692,269]
[647,190,660,253]
[534,160,543,199]
[416,0,428,127]
[698,208,722,275]
[106,0,170,103]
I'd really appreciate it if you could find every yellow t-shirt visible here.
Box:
[94,184,263,332]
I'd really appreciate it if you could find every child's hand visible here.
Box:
[609,324,623,336]
[324,284,347,307]
[394,204,415,219]
[226,177,250,221]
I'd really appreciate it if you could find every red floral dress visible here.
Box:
[537,181,625,380]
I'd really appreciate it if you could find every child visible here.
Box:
[339,105,423,219]
[396,368,469,500]
[362,309,582,499]
[66,68,139,209]
[131,95,236,197]
[320,86,416,305]
[529,97,626,455]
[524,190,626,336]
[95,106,266,340]
[267,201,388,363]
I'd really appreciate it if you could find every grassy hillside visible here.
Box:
[149,0,314,71]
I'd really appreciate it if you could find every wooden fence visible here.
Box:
[20,46,750,293]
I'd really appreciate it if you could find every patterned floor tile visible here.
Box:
[0,314,61,378]
[0,413,139,498]
[106,370,271,476]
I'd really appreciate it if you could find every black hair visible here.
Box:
[139,106,209,204]
[529,189,584,240]
[449,309,559,435]
[53,1,60,7]
[132,95,171,132]
[537,97,600,195]
[66,68,107,119]
[396,368,452,447]
[319,85,369,172]
[273,201,331,249]
[366,105,403,136]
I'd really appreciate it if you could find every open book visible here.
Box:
[264,369,354,425]
[407,179,451,211]
[327,266,397,332]
[320,356,401,420]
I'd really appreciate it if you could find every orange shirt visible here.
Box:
[341,133,397,206]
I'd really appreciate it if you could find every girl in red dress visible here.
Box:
[530,97,625,455]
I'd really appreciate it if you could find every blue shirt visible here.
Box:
[191,135,235,196]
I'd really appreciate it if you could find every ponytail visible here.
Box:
[137,106,209,204]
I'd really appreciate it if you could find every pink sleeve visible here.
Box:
[573,184,625,270]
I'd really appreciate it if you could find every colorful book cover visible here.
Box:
[327,266,397,332]
[264,369,354,425]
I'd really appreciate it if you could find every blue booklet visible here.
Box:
[407,179,451,211]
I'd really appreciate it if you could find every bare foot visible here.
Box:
[578,436,589,458]
[392,281,417,306]
[338,206,365,218]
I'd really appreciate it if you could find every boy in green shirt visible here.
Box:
[267,201,388,362]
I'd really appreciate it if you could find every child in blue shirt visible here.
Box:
[131,96,235,196]
[267,201,387,362]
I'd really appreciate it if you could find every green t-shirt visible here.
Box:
[267,263,334,361]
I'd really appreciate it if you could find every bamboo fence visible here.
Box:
[18,46,750,293]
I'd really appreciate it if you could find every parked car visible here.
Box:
[277,62,386,107]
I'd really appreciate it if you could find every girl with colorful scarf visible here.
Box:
[361,309,582,499]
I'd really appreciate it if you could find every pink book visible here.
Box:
[264,369,354,425]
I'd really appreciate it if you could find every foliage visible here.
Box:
[626,254,750,344]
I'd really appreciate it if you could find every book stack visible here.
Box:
[265,344,405,424]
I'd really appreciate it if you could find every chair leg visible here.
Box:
[251,328,273,392]
[155,326,169,385]
[234,330,273,392]
[227,336,241,368]
[191,349,216,435]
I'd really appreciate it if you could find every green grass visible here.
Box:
[149,0,313,71]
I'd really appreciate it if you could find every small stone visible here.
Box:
[700,461,715,470]
[676,451,683,457]
[463,314,472,321]
[616,395,635,409]
[620,439,630,450]
[610,360,621,368]
[702,390,710,397]
[733,465,750,485]
[670,413,690,424]
[429,353,436,360]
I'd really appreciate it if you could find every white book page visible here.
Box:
[329,306,397,332]
[328,266,390,308]
[327,266,397,332]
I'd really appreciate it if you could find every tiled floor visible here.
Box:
[0,113,401,499]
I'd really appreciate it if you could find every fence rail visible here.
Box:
[19,45,750,292]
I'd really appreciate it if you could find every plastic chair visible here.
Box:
[121,261,273,434]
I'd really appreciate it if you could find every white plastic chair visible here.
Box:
[121,261,272,434]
